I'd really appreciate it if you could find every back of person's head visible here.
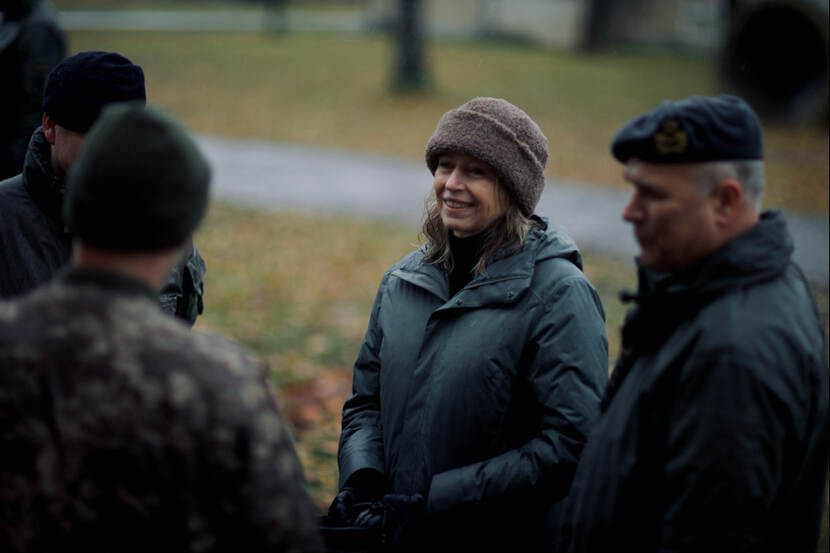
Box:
[64,104,211,251]
[43,51,146,133]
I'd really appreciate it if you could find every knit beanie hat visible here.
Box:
[65,104,211,251]
[425,97,548,216]
[43,51,146,133]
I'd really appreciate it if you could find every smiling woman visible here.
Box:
[432,152,504,239]
[326,97,610,553]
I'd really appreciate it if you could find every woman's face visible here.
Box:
[433,152,505,238]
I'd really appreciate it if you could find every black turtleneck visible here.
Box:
[448,232,486,297]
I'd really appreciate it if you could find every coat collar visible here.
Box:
[603,210,795,412]
[627,210,793,306]
[391,218,573,310]
[21,127,67,227]
[58,266,159,302]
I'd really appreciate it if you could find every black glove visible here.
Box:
[327,469,384,525]
[354,493,425,547]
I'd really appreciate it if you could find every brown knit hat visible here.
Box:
[425,97,548,215]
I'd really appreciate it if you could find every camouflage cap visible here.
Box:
[611,94,764,164]
[65,104,211,251]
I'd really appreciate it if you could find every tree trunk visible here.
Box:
[392,0,428,92]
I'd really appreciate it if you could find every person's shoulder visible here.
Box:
[187,329,266,376]
[0,173,26,201]
[665,277,821,408]
[528,222,592,290]
[0,173,39,225]
[381,246,427,278]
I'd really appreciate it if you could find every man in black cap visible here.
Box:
[0,50,206,326]
[558,94,827,552]
[0,103,324,552]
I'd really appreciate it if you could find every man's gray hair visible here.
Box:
[695,160,765,209]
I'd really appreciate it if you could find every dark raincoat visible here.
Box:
[338,219,609,552]
[559,210,829,553]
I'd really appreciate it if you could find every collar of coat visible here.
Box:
[21,127,67,228]
[389,215,583,309]
[628,209,794,308]
[602,209,796,412]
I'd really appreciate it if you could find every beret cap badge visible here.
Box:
[654,119,688,155]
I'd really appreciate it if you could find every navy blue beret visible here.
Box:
[611,94,763,163]
[43,51,146,133]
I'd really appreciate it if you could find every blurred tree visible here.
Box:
[392,0,428,92]
[262,0,288,33]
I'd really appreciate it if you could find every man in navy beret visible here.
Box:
[0,50,207,326]
[559,94,828,552]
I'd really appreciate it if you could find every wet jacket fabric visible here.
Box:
[559,211,829,553]
[0,0,66,179]
[338,218,609,552]
[0,268,324,552]
[0,128,206,324]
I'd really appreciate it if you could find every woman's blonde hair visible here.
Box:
[420,179,537,275]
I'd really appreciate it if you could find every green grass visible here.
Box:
[63,29,829,215]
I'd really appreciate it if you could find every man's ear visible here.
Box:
[711,177,744,226]
[42,113,56,145]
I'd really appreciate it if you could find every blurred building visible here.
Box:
[367,0,828,122]
[365,0,726,50]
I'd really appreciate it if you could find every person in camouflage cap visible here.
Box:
[0,104,324,553]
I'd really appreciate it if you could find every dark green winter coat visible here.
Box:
[338,218,609,552]
[559,210,829,553]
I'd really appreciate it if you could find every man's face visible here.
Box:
[42,114,86,182]
[621,159,721,273]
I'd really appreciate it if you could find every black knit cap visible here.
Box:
[611,94,763,164]
[65,104,211,251]
[43,51,146,133]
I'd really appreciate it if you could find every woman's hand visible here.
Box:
[327,469,385,525]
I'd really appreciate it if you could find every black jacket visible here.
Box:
[339,220,609,552]
[559,211,828,552]
[0,128,206,324]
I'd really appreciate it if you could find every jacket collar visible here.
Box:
[603,210,795,412]
[392,217,575,309]
[21,127,68,227]
[58,266,159,303]
[626,210,793,307]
